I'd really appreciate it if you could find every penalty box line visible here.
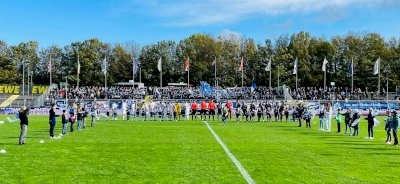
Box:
[203,120,256,184]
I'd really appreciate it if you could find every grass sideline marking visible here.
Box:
[203,120,256,184]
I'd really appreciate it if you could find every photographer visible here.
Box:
[19,107,29,145]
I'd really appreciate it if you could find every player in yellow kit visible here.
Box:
[175,102,181,122]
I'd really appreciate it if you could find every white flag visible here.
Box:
[102,56,107,75]
[77,57,81,74]
[157,58,162,72]
[374,58,380,75]
[265,58,271,72]
[322,57,328,72]
[293,57,298,75]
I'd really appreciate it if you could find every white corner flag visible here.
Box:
[374,58,380,75]
[157,57,162,72]
[322,57,328,72]
[265,58,271,72]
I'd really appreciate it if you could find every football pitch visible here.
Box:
[0,115,399,183]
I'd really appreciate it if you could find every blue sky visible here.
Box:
[1,0,400,47]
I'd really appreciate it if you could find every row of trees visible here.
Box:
[1,31,399,91]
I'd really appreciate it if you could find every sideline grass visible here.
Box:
[0,115,399,183]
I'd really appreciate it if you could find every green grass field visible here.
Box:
[0,115,399,184]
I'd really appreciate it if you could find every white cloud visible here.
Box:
[131,0,399,26]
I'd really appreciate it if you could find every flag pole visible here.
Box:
[295,68,298,90]
[77,55,80,89]
[22,59,25,96]
[49,54,52,85]
[378,58,381,94]
[160,59,162,88]
[132,58,135,87]
[277,66,280,89]
[27,68,30,97]
[324,69,326,90]
[269,58,272,90]
[241,57,244,88]
[105,56,107,89]
[187,58,190,87]
[214,57,217,88]
[386,72,389,102]
[351,58,354,94]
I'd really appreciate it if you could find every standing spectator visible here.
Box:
[390,110,399,146]
[385,110,392,144]
[77,108,84,130]
[304,107,312,129]
[49,103,57,139]
[343,107,352,135]
[365,108,375,139]
[335,108,342,133]
[318,106,325,131]
[91,104,97,127]
[351,110,360,136]
[61,110,68,135]
[325,103,333,132]
[69,104,76,132]
[297,104,304,127]
[18,107,29,145]
[82,104,88,128]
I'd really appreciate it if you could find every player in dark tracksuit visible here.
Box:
[342,108,352,135]
[297,105,304,127]
[49,103,59,138]
[365,109,375,139]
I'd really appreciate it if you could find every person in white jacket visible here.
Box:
[324,103,333,132]
[131,101,136,121]
[122,100,127,120]
[185,101,191,121]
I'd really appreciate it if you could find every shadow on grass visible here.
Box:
[325,142,377,146]
[350,147,391,151]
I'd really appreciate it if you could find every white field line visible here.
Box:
[203,120,256,184]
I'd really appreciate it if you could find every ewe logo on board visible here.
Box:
[0,85,49,94]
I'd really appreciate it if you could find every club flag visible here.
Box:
[102,56,107,75]
[48,59,52,73]
[348,59,354,76]
[251,82,257,93]
[133,60,138,74]
[265,58,271,72]
[239,57,244,72]
[157,57,162,72]
[374,58,380,75]
[212,58,216,71]
[200,81,213,96]
[184,59,189,71]
[322,57,328,72]
[293,57,298,75]
[77,57,81,74]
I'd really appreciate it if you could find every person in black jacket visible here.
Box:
[18,107,29,145]
[365,108,375,139]
[49,103,57,139]
[342,107,352,135]
[61,110,68,135]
